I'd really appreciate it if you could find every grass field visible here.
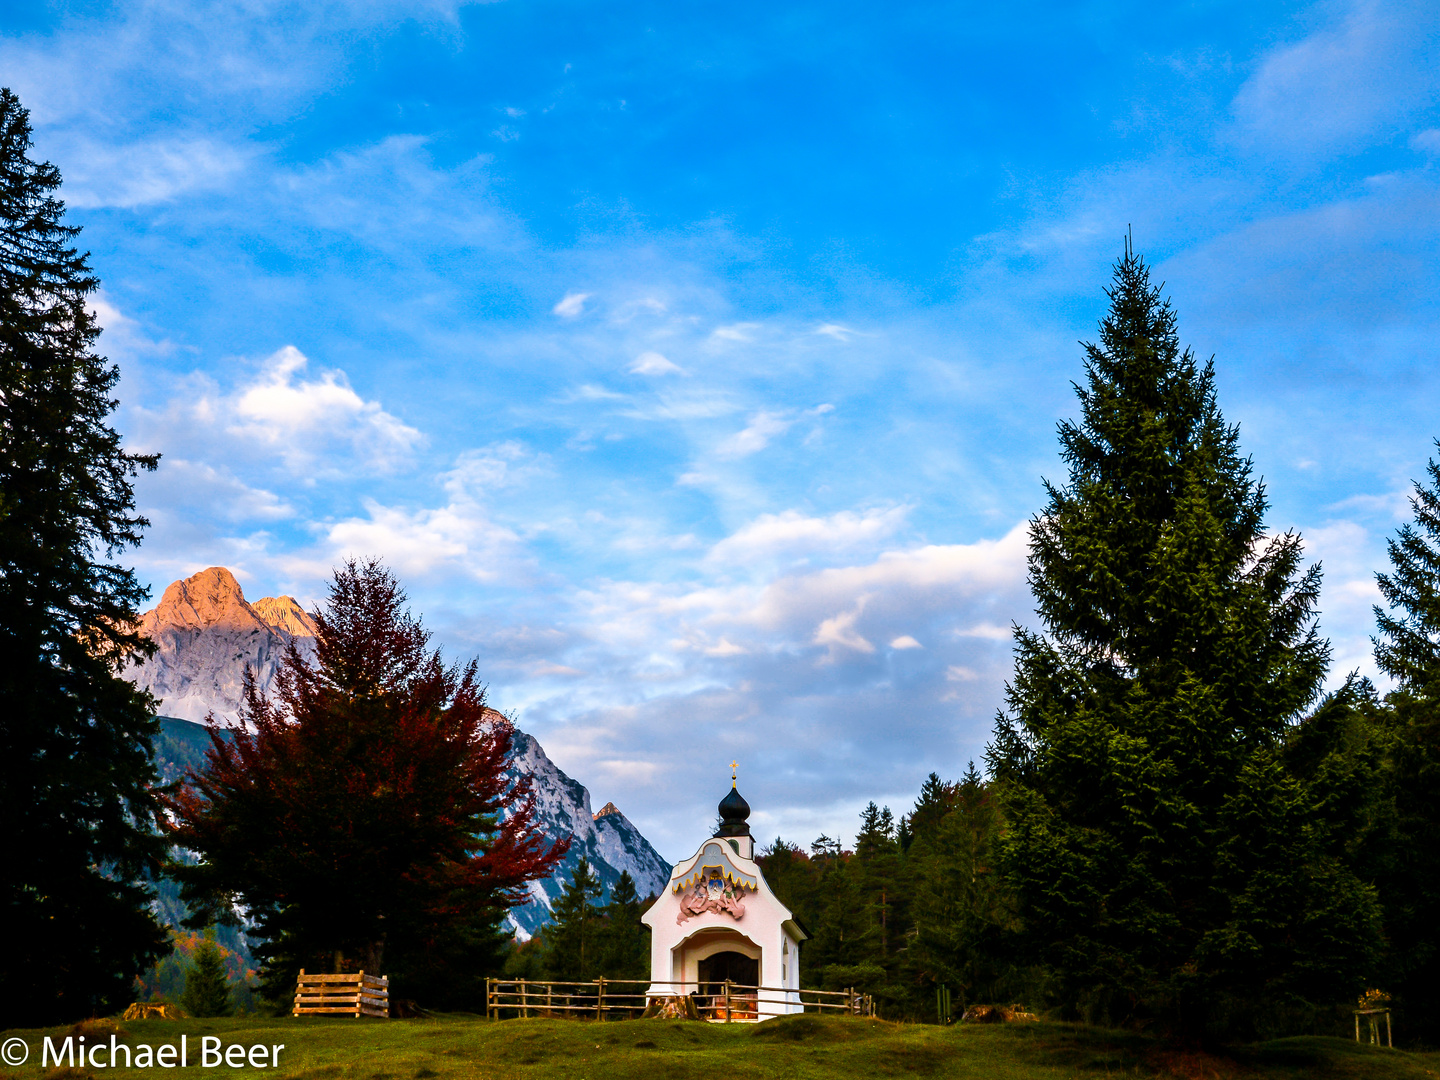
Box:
[4,1013,1437,1080]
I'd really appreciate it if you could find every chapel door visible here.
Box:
[698,950,760,993]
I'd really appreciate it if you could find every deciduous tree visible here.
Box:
[167,560,567,1009]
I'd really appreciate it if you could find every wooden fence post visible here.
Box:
[724,979,732,1023]
[597,977,605,1021]
[520,978,528,1019]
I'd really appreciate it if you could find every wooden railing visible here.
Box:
[485,978,875,1021]
[294,970,389,1018]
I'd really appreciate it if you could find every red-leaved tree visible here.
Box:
[165,559,567,1008]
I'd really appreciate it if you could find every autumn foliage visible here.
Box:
[166,559,567,1008]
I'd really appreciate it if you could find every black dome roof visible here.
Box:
[717,784,751,837]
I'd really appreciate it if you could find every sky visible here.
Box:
[6,0,1440,859]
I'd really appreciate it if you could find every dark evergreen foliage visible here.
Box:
[1369,446,1440,1039]
[166,560,568,1010]
[987,244,1378,1037]
[543,857,604,980]
[748,770,1026,1019]
[180,937,234,1018]
[597,871,650,980]
[1376,445,1440,694]
[0,86,167,1025]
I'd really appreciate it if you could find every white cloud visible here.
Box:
[711,322,760,342]
[553,292,591,318]
[717,410,795,458]
[890,635,922,649]
[704,638,748,657]
[707,506,909,566]
[814,603,876,658]
[310,453,536,583]
[630,351,683,375]
[230,346,423,470]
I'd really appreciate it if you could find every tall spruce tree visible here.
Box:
[0,87,167,1024]
[1369,444,1440,1038]
[988,244,1378,1037]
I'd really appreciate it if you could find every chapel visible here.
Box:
[641,773,807,1019]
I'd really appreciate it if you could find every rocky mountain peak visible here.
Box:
[251,595,318,638]
[594,802,621,819]
[126,566,317,724]
[147,566,262,634]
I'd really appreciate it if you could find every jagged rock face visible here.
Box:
[125,566,316,724]
[134,567,671,939]
[500,724,671,940]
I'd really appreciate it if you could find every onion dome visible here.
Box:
[717,783,751,837]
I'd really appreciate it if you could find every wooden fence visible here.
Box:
[293,970,390,1018]
[485,978,874,1022]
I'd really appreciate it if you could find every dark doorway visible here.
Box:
[698,950,759,991]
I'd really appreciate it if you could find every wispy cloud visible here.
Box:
[629,351,683,375]
[554,292,591,318]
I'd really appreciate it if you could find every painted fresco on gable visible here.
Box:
[677,866,748,924]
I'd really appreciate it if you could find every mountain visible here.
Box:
[126,567,317,723]
[130,568,671,939]
[502,728,669,938]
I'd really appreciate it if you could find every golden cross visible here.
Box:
[730,760,738,783]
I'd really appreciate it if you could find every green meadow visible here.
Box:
[3,1014,1436,1080]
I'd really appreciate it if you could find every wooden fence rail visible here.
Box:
[485,978,875,1022]
[294,970,389,1018]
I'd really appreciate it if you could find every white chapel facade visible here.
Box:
[641,775,807,1018]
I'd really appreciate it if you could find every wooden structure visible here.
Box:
[293,970,389,1018]
[485,977,874,1022]
[1354,1008,1392,1048]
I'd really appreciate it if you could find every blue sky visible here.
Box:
[7,0,1440,857]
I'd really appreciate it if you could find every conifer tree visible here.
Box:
[545,858,603,980]
[907,763,1016,1011]
[1375,444,1440,695]
[988,243,1378,1036]
[180,938,234,1018]
[905,773,956,847]
[1369,445,1440,1037]
[0,87,167,1024]
[597,871,649,979]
